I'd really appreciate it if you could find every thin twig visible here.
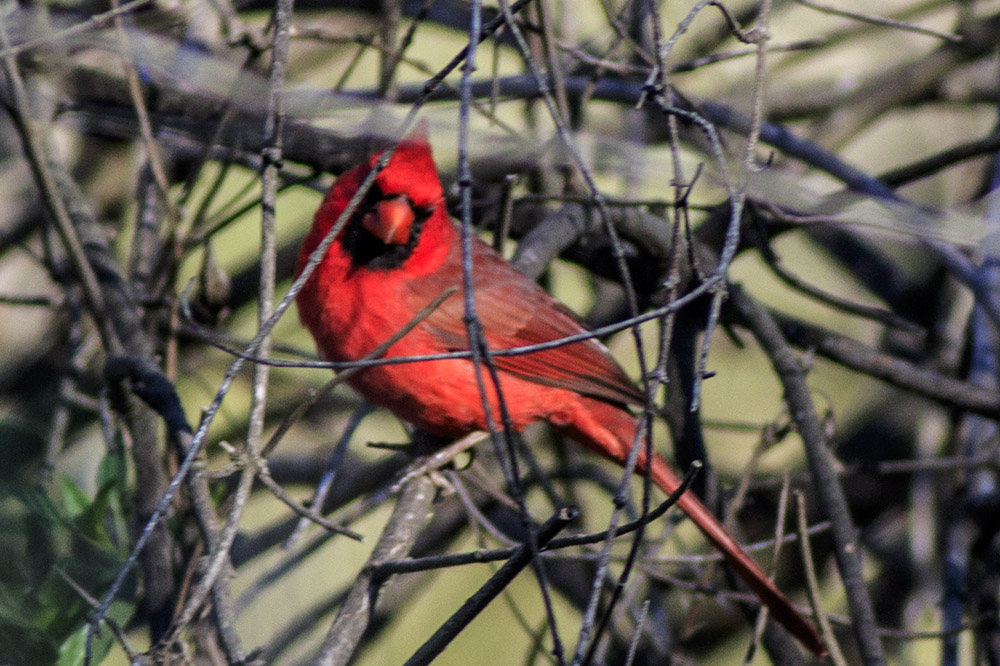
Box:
[794,0,963,43]
[284,403,373,547]
[108,0,177,221]
[401,507,578,666]
[795,491,848,666]
[167,1,297,656]
[54,567,140,662]
[0,0,155,59]
[458,3,566,661]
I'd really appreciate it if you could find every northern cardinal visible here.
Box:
[295,127,825,657]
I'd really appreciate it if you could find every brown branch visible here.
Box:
[401,506,577,666]
[770,310,1000,417]
[0,27,119,353]
[729,284,886,666]
[313,475,438,666]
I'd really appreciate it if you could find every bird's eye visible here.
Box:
[360,184,384,209]
[413,204,435,220]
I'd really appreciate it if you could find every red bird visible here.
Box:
[295,128,825,656]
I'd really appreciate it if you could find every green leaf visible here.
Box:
[95,446,127,493]
[58,477,91,520]
[56,601,133,666]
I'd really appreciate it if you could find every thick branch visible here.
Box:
[313,475,437,666]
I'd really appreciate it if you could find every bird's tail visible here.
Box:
[561,396,827,657]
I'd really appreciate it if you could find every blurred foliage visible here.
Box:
[0,445,133,664]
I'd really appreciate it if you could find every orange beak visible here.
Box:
[361,196,415,245]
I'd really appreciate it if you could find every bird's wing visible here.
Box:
[405,239,645,408]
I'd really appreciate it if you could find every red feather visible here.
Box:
[296,130,826,657]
